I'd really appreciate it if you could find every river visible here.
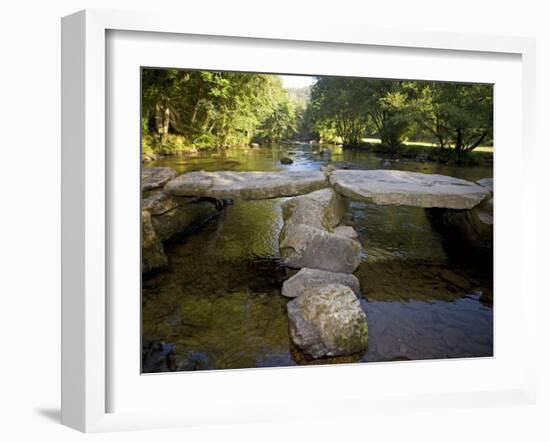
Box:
[142,143,493,372]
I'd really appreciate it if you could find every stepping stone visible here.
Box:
[282,268,361,298]
[279,223,361,273]
[287,284,369,358]
[281,188,347,231]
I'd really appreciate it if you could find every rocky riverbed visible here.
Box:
[141,143,494,372]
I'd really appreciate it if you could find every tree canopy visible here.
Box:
[141,68,493,156]
[141,68,298,152]
[309,77,492,152]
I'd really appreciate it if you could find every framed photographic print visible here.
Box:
[61,9,537,432]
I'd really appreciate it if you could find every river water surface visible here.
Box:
[142,143,493,372]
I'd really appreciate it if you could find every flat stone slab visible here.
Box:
[164,170,328,200]
[477,178,494,194]
[330,169,490,210]
[142,167,177,191]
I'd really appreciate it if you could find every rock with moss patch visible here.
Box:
[287,284,369,358]
[282,268,361,298]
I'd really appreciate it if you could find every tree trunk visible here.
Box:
[190,86,202,124]
[455,128,463,151]
[466,131,487,151]
[155,102,170,144]
[161,107,170,144]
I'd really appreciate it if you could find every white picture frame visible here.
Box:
[61,9,537,433]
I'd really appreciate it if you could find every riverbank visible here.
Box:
[143,134,494,167]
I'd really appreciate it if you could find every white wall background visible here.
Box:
[0,1,548,441]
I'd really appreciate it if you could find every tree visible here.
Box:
[309,77,370,148]
[309,77,411,151]
[141,69,295,150]
[362,80,410,152]
[411,81,493,152]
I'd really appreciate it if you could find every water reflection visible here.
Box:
[142,144,493,372]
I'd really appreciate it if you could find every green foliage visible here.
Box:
[142,68,493,160]
[309,77,371,148]
[308,77,492,155]
[407,81,493,151]
[142,69,298,153]
[257,99,298,142]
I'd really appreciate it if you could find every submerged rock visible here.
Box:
[142,167,177,191]
[330,169,490,209]
[282,268,361,298]
[279,223,361,273]
[164,170,328,200]
[280,156,294,165]
[287,284,369,358]
[142,211,167,272]
[281,188,348,231]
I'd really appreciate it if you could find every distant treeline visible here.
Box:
[309,78,493,153]
[141,69,493,156]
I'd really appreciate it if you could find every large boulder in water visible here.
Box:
[282,267,361,298]
[151,200,220,242]
[142,211,167,272]
[279,223,361,273]
[164,170,328,200]
[142,167,177,191]
[142,192,197,215]
[287,284,369,358]
[142,192,221,242]
[281,188,347,231]
[427,196,493,261]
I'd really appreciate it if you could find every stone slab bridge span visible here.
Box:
[162,169,491,210]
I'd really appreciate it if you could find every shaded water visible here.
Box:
[142,143,493,372]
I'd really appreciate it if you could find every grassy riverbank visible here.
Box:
[143,133,494,166]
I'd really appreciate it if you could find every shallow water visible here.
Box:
[142,143,493,372]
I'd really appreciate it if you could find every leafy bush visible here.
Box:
[192,133,218,150]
